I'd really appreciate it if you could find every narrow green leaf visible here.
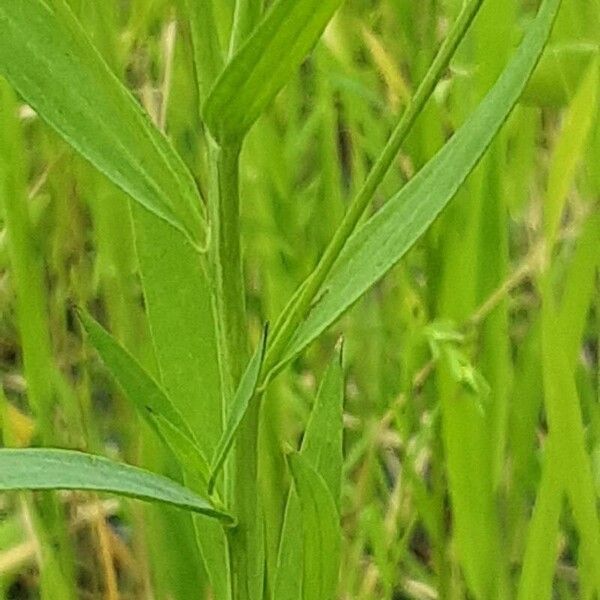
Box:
[0,79,56,429]
[131,202,231,599]
[183,0,224,102]
[274,349,344,600]
[288,452,341,600]
[208,325,269,492]
[77,309,210,484]
[276,0,562,367]
[557,213,600,369]
[149,413,212,486]
[78,308,189,435]
[0,0,207,248]
[202,0,343,143]
[300,345,344,505]
[519,63,599,599]
[229,0,264,54]
[544,58,598,245]
[0,449,233,523]
[517,438,563,600]
[541,301,600,594]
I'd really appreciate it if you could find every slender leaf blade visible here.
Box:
[274,349,344,600]
[522,42,599,107]
[183,0,224,102]
[516,438,563,600]
[77,309,211,484]
[0,0,207,247]
[300,345,344,505]
[131,198,231,599]
[288,452,341,600]
[544,58,599,244]
[277,0,562,366]
[0,449,232,522]
[208,325,269,492]
[202,0,343,143]
[78,309,190,436]
[541,300,600,594]
[150,413,212,485]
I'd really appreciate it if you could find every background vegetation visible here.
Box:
[0,0,599,598]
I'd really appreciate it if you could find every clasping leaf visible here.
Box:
[202,0,344,144]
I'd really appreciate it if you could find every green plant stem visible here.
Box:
[263,0,485,375]
[208,140,263,600]
[209,141,248,397]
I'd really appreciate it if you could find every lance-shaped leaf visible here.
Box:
[202,0,343,143]
[288,452,341,600]
[0,0,207,248]
[208,325,269,492]
[276,0,562,367]
[274,349,344,600]
[0,449,232,523]
[183,0,224,102]
[77,309,211,485]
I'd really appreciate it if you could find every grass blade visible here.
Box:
[519,58,599,599]
[517,438,563,600]
[0,74,78,600]
[300,346,344,505]
[288,452,341,600]
[557,213,600,368]
[208,325,269,493]
[202,0,343,143]
[0,0,207,248]
[0,449,233,522]
[541,302,600,594]
[78,309,190,435]
[276,0,562,368]
[522,42,599,107]
[544,58,599,245]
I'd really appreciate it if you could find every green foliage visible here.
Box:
[1,0,599,598]
[78,309,211,486]
[203,0,344,143]
[277,0,562,368]
[0,449,233,521]
[288,452,341,600]
[274,350,344,599]
[209,325,268,492]
[0,0,207,247]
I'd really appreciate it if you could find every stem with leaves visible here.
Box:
[264,0,486,376]
[208,139,264,600]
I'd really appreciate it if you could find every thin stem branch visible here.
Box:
[263,0,485,376]
[209,140,248,399]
